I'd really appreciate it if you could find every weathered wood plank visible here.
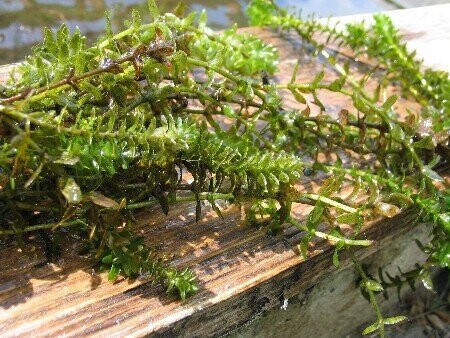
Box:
[0,5,449,337]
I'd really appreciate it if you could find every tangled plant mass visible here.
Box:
[0,0,448,334]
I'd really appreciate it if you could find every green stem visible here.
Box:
[300,193,357,213]
[289,217,372,246]
[0,219,87,235]
[350,250,386,338]
[313,230,373,246]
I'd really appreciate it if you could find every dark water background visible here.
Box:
[0,0,394,64]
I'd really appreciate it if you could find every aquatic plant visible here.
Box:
[0,0,448,335]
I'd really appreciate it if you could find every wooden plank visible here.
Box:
[0,5,449,337]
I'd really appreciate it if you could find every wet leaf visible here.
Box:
[329,77,345,91]
[312,71,325,86]
[244,83,254,100]
[147,0,160,20]
[289,87,307,104]
[422,166,444,182]
[419,268,435,292]
[384,315,408,325]
[362,321,379,335]
[374,202,400,218]
[158,193,170,216]
[332,247,340,267]
[389,122,405,141]
[308,202,324,227]
[86,192,119,209]
[210,200,223,218]
[298,240,309,260]
[257,173,268,189]
[412,136,435,150]
[365,279,384,292]
[108,264,121,282]
[54,151,80,165]
[336,212,363,225]
[102,254,113,264]
[59,177,82,204]
[381,94,398,111]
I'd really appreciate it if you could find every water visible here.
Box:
[0,0,402,65]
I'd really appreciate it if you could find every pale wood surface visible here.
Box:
[0,5,449,337]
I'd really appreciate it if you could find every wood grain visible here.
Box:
[0,5,449,337]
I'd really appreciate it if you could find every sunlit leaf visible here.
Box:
[384,316,408,325]
[59,177,82,204]
[86,192,119,209]
[332,247,340,267]
[336,212,363,225]
[374,202,400,218]
[381,94,398,111]
[365,279,384,292]
[421,166,444,182]
[419,268,435,292]
[108,264,121,282]
[362,321,380,335]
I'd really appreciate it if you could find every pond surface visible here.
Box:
[0,0,400,64]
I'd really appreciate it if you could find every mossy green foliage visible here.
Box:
[0,0,448,319]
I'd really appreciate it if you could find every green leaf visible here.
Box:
[384,315,408,325]
[336,212,363,225]
[308,202,324,228]
[257,173,268,190]
[43,28,58,55]
[332,247,340,267]
[198,10,208,30]
[86,192,119,209]
[59,177,82,204]
[374,202,400,218]
[422,166,444,182]
[147,0,160,20]
[108,264,121,281]
[362,321,380,335]
[9,176,15,190]
[104,12,113,39]
[244,83,254,100]
[329,77,345,91]
[210,200,223,218]
[70,28,83,53]
[389,123,405,141]
[279,171,290,183]
[288,86,307,104]
[438,213,450,233]
[419,268,435,292]
[223,105,236,118]
[102,254,113,264]
[381,94,398,111]
[312,71,325,86]
[412,136,435,150]
[131,9,142,29]
[247,0,277,26]
[298,240,309,260]
[54,151,80,165]
[365,279,384,292]
[352,92,369,113]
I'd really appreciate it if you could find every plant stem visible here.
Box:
[0,219,87,235]
[289,217,373,246]
[350,250,386,338]
[300,193,357,213]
